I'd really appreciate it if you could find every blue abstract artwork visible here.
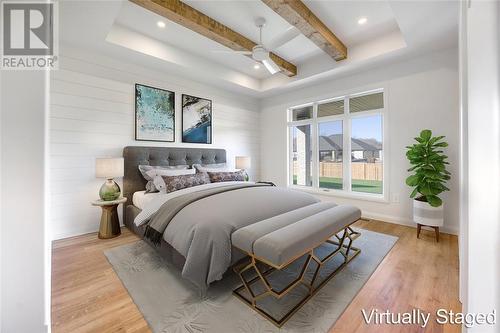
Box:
[182,94,212,144]
[135,84,175,142]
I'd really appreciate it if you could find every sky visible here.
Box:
[318,115,382,142]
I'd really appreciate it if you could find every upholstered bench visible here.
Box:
[231,202,362,327]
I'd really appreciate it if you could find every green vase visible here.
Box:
[99,179,121,201]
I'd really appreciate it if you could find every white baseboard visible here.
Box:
[361,210,459,235]
[52,212,458,241]
[51,222,125,241]
[52,226,98,241]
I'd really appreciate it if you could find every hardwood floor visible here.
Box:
[51,220,461,333]
[52,228,149,333]
[330,220,461,333]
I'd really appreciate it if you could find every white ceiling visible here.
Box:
[115,2,264,79]
[305,0,400,47]
[58,0,459,98]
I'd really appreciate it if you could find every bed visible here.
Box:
[122,146,321,292]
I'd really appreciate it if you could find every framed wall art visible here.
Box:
[182,94,212,144]
[135,83,175,142]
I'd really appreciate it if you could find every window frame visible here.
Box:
[287,87,389,203]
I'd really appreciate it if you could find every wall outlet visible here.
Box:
[391,193,400,203]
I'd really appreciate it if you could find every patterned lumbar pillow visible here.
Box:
[161,173,210,193]
[150,169,196,193]
[207,170,246,183]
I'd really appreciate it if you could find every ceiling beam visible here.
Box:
[129,0,297,77]
[261,0,347,61]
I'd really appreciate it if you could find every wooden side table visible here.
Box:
[92,197,127,239]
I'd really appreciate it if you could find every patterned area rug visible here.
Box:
[105,228,397,333]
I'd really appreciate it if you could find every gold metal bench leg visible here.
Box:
[232,225,362,328]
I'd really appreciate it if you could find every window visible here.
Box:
[291,125,312,186]
[291,105,313,121]
[318,99,344,117]
[318,120,343,190]
[349,92,384,113]
[288,90,385,198]
[351,115,383,194]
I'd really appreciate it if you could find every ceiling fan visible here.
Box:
[212,17,300,75]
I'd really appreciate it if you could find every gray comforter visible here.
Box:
[150,185,320,290]
[145,183,273,245]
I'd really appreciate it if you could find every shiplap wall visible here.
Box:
[50,47,261,240]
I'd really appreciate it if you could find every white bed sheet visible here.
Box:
[132,190,161,210]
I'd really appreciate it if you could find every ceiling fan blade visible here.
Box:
[266,26,301,50]
[262,57,281,75]
[210,50,253,55]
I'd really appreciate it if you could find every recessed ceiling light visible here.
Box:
[157,21,166,28]
[358,17,367,25]
[254,64,260,70]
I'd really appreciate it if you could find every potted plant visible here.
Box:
[405,130,451,238]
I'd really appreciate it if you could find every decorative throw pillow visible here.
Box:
[152,176,167,194]
[138,165,191,193]
[207,170,246,183]
[145,181,157,193]
[161,173,210,193]
[144,181,157,193]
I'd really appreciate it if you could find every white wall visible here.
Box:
[464,2,500,332]
[458,0,468,307]
[260,48,460,234]
[50,46,261,240]
[1,71,50,332]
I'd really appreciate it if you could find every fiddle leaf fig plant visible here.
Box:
[405,129,451,207]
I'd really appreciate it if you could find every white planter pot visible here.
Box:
[413,199,444,227]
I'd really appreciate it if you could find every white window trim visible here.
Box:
[287,87,389,203]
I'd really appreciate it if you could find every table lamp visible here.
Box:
[235,156,251,181]
[96,157,124,201]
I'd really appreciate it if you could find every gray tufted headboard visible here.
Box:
[122,146,226,210]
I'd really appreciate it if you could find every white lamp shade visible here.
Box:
[96,158,124,178]
[235,156,251,170]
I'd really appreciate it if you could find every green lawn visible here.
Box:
[319,177,342,190]
[293,176,382,194]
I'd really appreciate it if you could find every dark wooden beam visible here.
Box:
[130,0,297,76]
[261,0,347,61]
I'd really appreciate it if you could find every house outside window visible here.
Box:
[288,89,386,199]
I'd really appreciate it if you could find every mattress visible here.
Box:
[132,190,161,210]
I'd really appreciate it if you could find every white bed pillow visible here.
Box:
[138,164,189,180]
[145,167,195,178]
[193,163,236,173]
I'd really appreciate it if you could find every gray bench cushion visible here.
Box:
[231,202,337,253]
[252,205,361,266]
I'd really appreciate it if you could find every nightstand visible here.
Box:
[91,197,127,239]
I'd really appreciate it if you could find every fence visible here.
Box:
[294,162,383,181]
[350,162,383,181]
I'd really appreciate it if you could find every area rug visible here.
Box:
[104,228,397,333]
